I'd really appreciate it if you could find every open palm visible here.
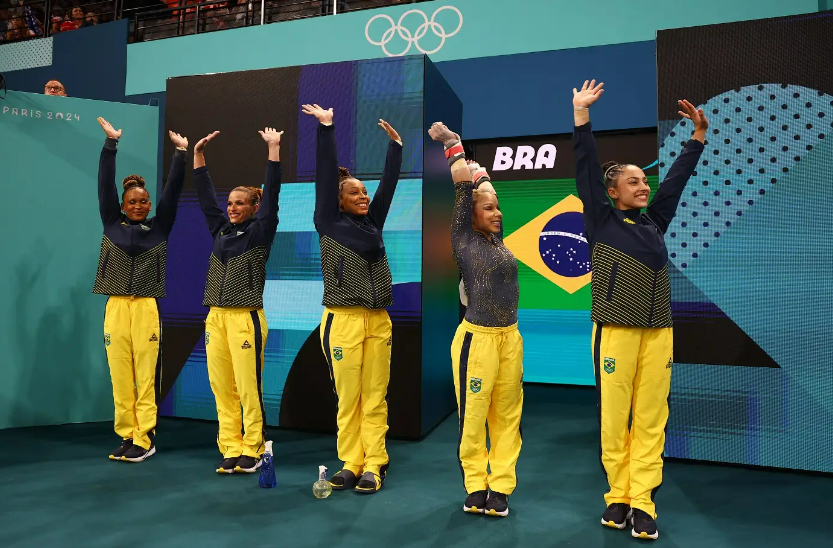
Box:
[572,79,604,108]
[677,99,709,132]
[258,127,283,145]
[301,103,333,124]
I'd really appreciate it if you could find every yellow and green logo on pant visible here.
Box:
[333,347,343,361]
[470,377,482,393]
[604,357,616,374]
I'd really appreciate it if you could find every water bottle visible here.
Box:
[258,441,277,488]
[312,465,332,499]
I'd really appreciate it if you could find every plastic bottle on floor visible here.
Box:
[312,465,332,499]
[258,441,277,488]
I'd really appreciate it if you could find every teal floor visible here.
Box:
[1,385,829,548]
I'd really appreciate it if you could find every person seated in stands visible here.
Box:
[50,13,63,34]
[6,16,36,41]
[7,0,42,37]
[0,10,10,41]
[60,13,78,31]
[72,6,92,28]
[229,0,249,27]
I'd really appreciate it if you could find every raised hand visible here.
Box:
[194,131,220,153]
[258,127,284,146]
[677,99,709,132]
[97,117,122,140]
[378,119,401,142]
[168,130,188,149]
[428,121,459,145]
[572,79,604,109]
[301,103,334,125]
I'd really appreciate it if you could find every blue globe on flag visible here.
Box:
[539,212,590,277]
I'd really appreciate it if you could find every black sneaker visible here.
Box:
[234,455,262,473]
[216,457,239,474]
[463,490,487,514]
[631,508,659,540]
[121,444,156,462]
[601,503,632,529]
[109,439,133,460]
[485,491,509,517]
[329,469,358,490]
[355,471,383,494]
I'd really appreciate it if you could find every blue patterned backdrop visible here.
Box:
[656,11,833,471]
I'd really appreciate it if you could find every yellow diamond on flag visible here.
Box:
[504,194,591,294]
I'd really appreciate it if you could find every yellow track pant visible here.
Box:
[593,323,673,519]
[103,296,161,450]
[205,307,268,459]
[320,306,392,477]
[451,320,524,495]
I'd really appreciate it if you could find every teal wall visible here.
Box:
[125,0,818,96]
[0,92,158,429]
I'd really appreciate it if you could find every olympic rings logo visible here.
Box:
[365,6,463,57]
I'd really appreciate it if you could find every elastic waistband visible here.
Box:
[461,319,518,334]
[596,322,672,332]
[325,306,388,317]
[209,306,261,314]
[108,295,156,302]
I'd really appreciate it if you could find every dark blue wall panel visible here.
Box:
[436,40,657,139]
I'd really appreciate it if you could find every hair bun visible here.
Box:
[122,175,146,190]
[249,187,264,201]
[601,161,619,172]
[338,167,352,182]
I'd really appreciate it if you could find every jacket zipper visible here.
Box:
[219,263,228,306]
[606,262,618,302]
[101,249,110,277]
[336,256,344,287]
[127,229,136,292]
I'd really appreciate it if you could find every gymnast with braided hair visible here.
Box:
[572,80,708,540]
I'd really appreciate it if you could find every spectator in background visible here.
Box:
[229,0,250,27]
[0,10,10,42]
[85,11,99,26]
[23,1,43,36]
[60,13,78,31]
[44,80,67,97]
[72,6,93,28]
[6,16,36,41]
[7,0,42,37]
[50,13,63,34]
